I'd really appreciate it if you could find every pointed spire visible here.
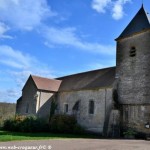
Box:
[116,5,150,40]
[141,0,145,9]
[141,3,144,9]
[141,2,145,10]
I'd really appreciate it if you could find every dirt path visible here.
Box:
[0,139,150,150]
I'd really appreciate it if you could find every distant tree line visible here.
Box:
[0,102,16,127]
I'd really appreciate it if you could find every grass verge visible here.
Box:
[0,130,99,142]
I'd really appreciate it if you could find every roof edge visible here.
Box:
[57,86,113,93]
[115,28,150,41]
[57,66,116,79]
[22,75,37,91]
[116,5,150,40]
[31,74,61,82]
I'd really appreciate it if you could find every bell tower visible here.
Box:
[116,5,150,135]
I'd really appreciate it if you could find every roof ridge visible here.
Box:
[57,66,116,79]
[31,74,61,81]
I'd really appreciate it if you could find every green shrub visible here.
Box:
[123,128,137,136]
[50,114,84,134]
[2,118,13,131]
[73,124,85,134]
[3,115,48,133]
[3,114,85,134]
[0,117,4,129]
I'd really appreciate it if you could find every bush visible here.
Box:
[0,117,4,129]
[50,114,85,134]
[3,115,48,132]
[2,119,10,130]
[123,128,136,136]
[2,114,85,134]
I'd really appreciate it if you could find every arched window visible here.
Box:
[72,100,80,115]
[72,100,80,111]
[89,100,94,114]
[64,104,68,113]
[129,46,136,57]
[26,103,29,113]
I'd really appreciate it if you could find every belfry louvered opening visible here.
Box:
[130,46,136,57]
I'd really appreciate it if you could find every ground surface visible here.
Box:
[0,139,150,150]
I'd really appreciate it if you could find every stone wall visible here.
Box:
[57,88,113,134]
[122,104,150,134]
[16,77,54,120]
[16,77,37,115]
[116,30,150,104]
[116,30,150,134]
[37,91,54,119]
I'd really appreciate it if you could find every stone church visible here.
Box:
[16,6,150,136]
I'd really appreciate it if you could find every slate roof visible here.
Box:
[31,75,62,92]
[117,5,150,40]
[57,67,116,92]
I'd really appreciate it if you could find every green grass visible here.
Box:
[0,131,99,142]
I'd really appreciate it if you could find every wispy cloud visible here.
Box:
[0,89,20,103]
[0,45,34,69]
[92,0,131,20]
[0,22,12,39]
[0,45,55,79]
[0,45,55,102]
[0,0,115,55]
[0,0,56,31]
[42,26,115,55]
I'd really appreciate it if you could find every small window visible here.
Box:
[129,47,136,57]
[124,108,128,122]
[89,100,94,114]
[64,104,68,113]
[26,103,29,113]
[72,100,80,111]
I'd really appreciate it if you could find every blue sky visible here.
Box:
[0,0,149,103]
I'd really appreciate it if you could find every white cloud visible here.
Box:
[112,0,131,20]
[42,26,115,55]
[0,45,34,69]
[91,0,131,20]
[0,45,55,78]
[112,1,123,20]
[0,45,55,102]
[0,22,12,39]
[92,0,111,13]
[0,0,56,30]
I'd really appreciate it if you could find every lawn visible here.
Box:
[0,130,99,142]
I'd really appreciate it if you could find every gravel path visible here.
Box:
[0,139,150,150]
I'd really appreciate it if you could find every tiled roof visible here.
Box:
[57,67,116,92]
[117,5,150,40]
[25,67,115,92]
[31,75,62,92]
